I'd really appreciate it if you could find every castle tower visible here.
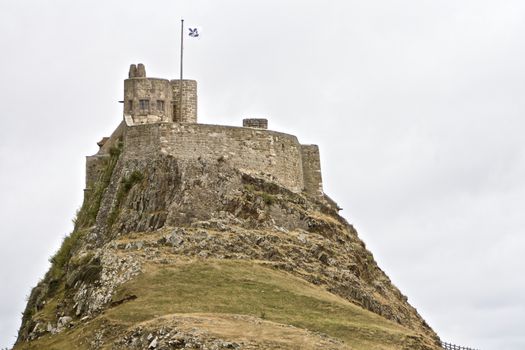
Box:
[123,64,198,125]
[170,79,198,123]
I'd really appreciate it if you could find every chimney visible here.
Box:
[243,118,268,129]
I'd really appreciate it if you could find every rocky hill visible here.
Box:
[14,135,441,350]
[14,65,442,350]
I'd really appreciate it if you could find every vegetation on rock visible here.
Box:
[15,150,442,350]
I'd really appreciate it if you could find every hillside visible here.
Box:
[14,137,442,350]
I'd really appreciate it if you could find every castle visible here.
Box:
[17,64,446,350]
[86,64,336,208]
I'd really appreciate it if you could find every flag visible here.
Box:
[188,27,201,38]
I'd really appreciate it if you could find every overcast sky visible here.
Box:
[1,1,524,349]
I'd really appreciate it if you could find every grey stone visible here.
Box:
[165,232,184,247]
[148,337,158,348]
[46,323,54,333]
[58,316,72,327]
[297,233,308,244]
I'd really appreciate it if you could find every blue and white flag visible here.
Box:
[188,27,201,38]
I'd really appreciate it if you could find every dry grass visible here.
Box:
[108,260,420,349]
[15,260,436,350]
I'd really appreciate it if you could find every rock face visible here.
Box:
[14,82,442,349]
[15,148,441,349]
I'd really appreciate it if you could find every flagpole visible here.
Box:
[179,18,184,121]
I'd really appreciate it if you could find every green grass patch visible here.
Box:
[74,143,122,230]
[107,260,419,349]
[47,141,122,281]
[15,260,436,350]
[244,184,277,206]
[48,228,89,281]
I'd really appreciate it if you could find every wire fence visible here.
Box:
[442,341,479,350]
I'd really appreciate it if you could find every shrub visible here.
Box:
[74,141,122,229]
[47,140,123,281]
[48,229,85,280]
[260,192,276,206]
[122,170,144,192]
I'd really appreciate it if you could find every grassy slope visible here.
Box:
[15,260,434,350]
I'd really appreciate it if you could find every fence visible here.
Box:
[442,341,479,350]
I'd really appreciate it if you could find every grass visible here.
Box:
[108,260,422,349]
[14,260,437,350]
[47,143,122,281]
[74,143,122,230]
[45,141,121,279]
[18,142,124,334]
[244,184,277,206]
[49,142,123,275]
[107,170,144,229]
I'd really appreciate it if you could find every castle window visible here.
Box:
[128,100,133,113]
[139,99,150,114]
[157,100,165,113]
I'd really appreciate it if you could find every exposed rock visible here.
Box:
[297,233,308,244]
[14,114,441,350]
[57,316,72,328]
[148,336,157,348]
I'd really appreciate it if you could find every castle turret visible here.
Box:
[123,64,197,125]
[170,80,197,123]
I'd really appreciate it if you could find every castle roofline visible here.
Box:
[125,77,197,83]
[125,120,301,142]
[125,76,170,82]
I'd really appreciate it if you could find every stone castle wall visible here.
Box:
[85,122,126,189]
[170,80,197,123]
[124,78,173,124]
[87,122,325,199]
[85,154,109,190]
[123,123,306,193]
[87,64,325,200]
[301,145,323,197]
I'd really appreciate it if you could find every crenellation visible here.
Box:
[128,63,146,78]
[136,63,146,77]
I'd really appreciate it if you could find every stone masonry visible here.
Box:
[124,64,197,125]
[242,118,268,129]
[87,64,329,205]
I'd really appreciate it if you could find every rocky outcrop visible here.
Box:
[15,141,441,350]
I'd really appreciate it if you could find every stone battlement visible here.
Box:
[86,64,331,206]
